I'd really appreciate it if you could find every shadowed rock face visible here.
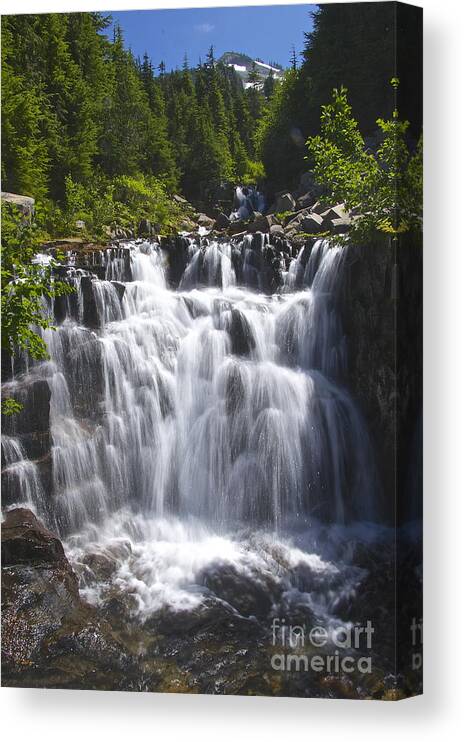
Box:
[341,234,422,523]
[1,508,143,690]
[2,507,67,565]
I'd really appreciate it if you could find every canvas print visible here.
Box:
[1,2,423,699]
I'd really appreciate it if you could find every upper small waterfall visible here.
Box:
[230,186,266,221]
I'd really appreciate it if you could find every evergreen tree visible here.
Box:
[247,61,260,89]
[290,45,298,71]
[1,18,50,198]
[263,68,276,100]
[99,26,150,176]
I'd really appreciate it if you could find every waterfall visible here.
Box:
[230,185,266,221]
[1,435,45,512]
[1,235,379,620]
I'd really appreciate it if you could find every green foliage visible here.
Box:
[241,160,266,185]
[256,70,306,191]
[2,13,273,207]
[257,2,422,190]
[275,211,294,224]
[1,397,23,415]
[1,203,74,360]
[306,85,423,239]
[35,172,188,240]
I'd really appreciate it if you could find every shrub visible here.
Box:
[306,82,422,240]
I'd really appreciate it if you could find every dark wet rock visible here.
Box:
[330,217,351,234]
[228,309,256,357]
[162,235,191,286]
[2,508,68,565]
[199,562,278,619]
[274,192,296,213]
[222,362,247,416]
[214,212,230,230]
[138,218,152,236]
[35,451,53,495]
[180,295,210,319]
[248,214,277,233]
[1,508,144,691]
[81,551,118,581]
[300,213,325,233]
[1,379,52,464]
[80,275,100,328]
[110,280,126,301]
[229,219,247,236]
[297,192,315,210]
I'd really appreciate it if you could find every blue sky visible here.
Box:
[109,4,316,72]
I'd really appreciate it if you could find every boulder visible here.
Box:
[330,217,352,234]
[110,280,126,301]
[1,508,142,690]
[138,218,152,236]
[214,212,231,230]
[1,192,35,217]
[296,192,315,210]
[284,211,306,234]
[229,219,247,236]
[270,224,285,236]
[173,194,188,205]
[274,192,296,213]
[321,203,349,222]
[311,200,329,215]
[179,218,197,232]
[2,508,68,566]
[300,213,325,234]
[199,562,280,620]
[248,214,277,233]
[197,213,215,229]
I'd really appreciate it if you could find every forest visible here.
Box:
[2,4,422,218]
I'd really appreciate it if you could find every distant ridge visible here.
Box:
[219,51,285,89]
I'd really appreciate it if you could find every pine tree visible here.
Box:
[263,68,276,100]
[290,45,298,71]
[1,17,50,198]
[99,25,151,176]
[247,61,260,89]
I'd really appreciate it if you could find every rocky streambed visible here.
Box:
[2,507,421,698]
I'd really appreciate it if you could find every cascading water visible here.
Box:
[1,235,380,623]
[230,185,266,221]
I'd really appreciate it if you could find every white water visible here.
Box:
[2,236,379,621]
[230,185,266,221]
[1,435,45,511]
